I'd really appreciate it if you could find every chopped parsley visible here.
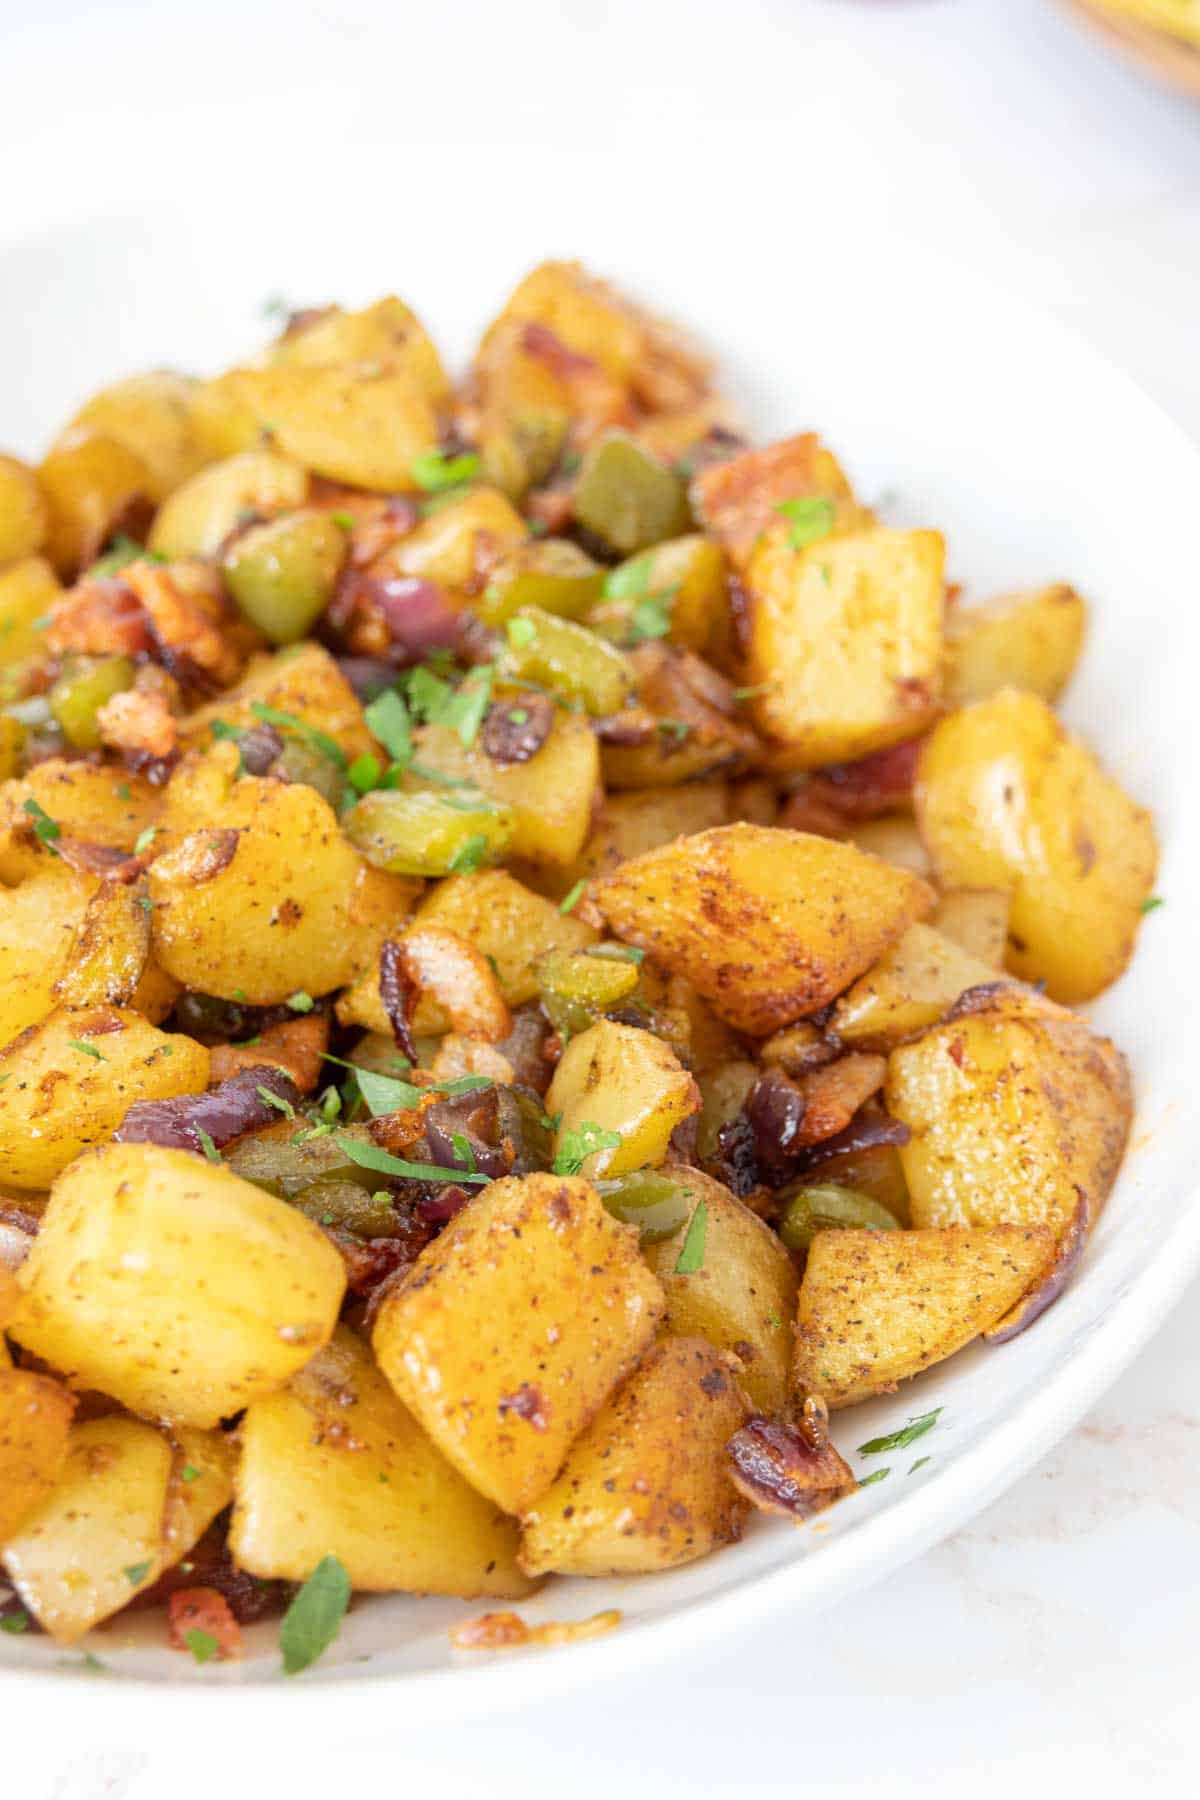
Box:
[628,592,674,643]
[559,878,587,915]
[257,1084,296,1119]
[67,1041,105,1061]
[673,1200,709,1274]
[775,495,836,549]
[409,450,480,493]
[603,554,655,600]
[335,1133,488,1185]
[347,753,383,794]
[116,783,132,801]
[134,826,158,855]
[286,991,315,1013]
[449,833,491,873]
[330,511,357,532]
[909,1457,932,1474]
[552,1121,623,1177]
[249,702,347,771]
[857,1467,891,1488]
[0,1612,29,1634]
[363,690,413,767]
[88,534,165,578]
[22,797,60,846]
[1141,895,1164,915]
[857,1408,942,1457]
[181,1464,201,1484]
[280,1554,353,1676]
[506,616,537,650]
[449,1132,477,1173]
[196,1127,221,1164]
[185,1629,220,1665]
[124,1561,153,1586]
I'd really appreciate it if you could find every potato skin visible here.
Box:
[945,584,1086,705]
[915,689,1157,1002]
[519,1338,748,1576]
[743,527,944,765]
[12,1143,345,1427]
[594,823,934,1034]
[232,1328,533,1597]
[0,1005,209,1189]
[794,1225,1056,1408]
[373,1173,664,1514]
[885,989,1132,1241]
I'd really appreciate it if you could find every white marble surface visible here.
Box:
[2,0,1199,1792]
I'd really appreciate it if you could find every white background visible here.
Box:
[2,0,1199,1793]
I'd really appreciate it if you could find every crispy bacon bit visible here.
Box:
[168,1587,243,1662]
[399,923,512,1044]
[123,563,243,689]
[788,1108,911,1176]
[726,1399,857,1520]
[497,1382,551,1431]
[523,484,575,537]
[806,737,924,822]
[115,1066,301,1154]
[776,789,851,840]
[138,1521,291,1623]
[44,577,153,658]
[521,321,598,380]
[96,686,178,763]
[984,1197,1090,1344]
[378,939,418,1062]
[793,1054,887,1148]
[690,433,837,565]
[207,1011,330,1093]
[450,1607,622,1652]
[481,694,555,765]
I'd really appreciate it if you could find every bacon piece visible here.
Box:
[793,1054,887,1149]
[96,686,178,762]
[168,1587,243,1661]
[690,433,844,565]
[399,923,512,1044]
[207,1012,330,1094]
[805,737,924,822]
[123,562,244,688]
[727,1398,857,1519]
[44,578,153,658]
[449,1607,621,1651]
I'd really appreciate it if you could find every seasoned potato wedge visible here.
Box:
[52,876,152,1007]
[830,922,1006,1049]
[519,1338,748,1575]
[0,760,158,884]
[916,690,1157,1001]
[794,1225,1056,1408]
[644,1167,797,1412]
[62,371,216,503]
[216,365,440,491]
[268,296,451,405]
[150,776,414,1003]
[885,988,1132,1241]
[404,707,600,867]
[931,886,1011,966]
[0,454,49,563]
[546,1020,700,1179]
[742,527,945,765]
[161,1426,237,1565]
[0,1005,208,1189]
[38,432,152,575]
[572,783,733,888]
[382,486,528,590]
[0,1366,76,1545]
[945,584,1086,705]
[2,1416,172,1641]
[373,1173,663,1513]
[595,823,934,1034]
[12,1144,345,1426]
[148,448,308,560]
[182,641,378,766]
[232,1329,532,1596]
[0,861,97,1048]
[0,555,62,669]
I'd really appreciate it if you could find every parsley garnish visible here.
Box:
[857,1409,942,1456]
[506,616,537,649]
[261,293,291,321]
[347,753,383,794]
[673,1200,708,1274]
[363,690,413,767]
[231,987,248,1002]
[628,592,674,642]
[185,1629,220,1665]
[249,702,347,771]
[1141,895,1164,915]
[731,683,774,701]
[559,878,586,915]
[280,1555,353,1675]
[552,1121,623,1177]
[330,511,356,532]
[776,495,835,550]
[116,783,132,801]
[124,1561,153,1586]
[410,450,480,493]
[0,1612,28,1634]
[181,1464,201,1484]
[450,1132,477,1173]
[335,1134,488,1185]
[134,826,158,855]
[88,534,165,578]
[286,991,314,1013]
[858,1467,891,1488]
[603,554,654,600]
[909,1456,932,1474]
[449,833,491,873]
[22,797,60,846]
[67,1041,104,1061]
[196,1127,221,1164]
[257,1084,296,1119]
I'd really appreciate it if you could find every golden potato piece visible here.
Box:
[830,922,1007,1049]
[382,486,528,592]
[53,876,152,1008]
[0,1005,208,1190]
[643,1167,797,1412]
[373,1173,663,1514]
[931,886,1010,966]
[150,776,413,1003]
[62,371,215,503]
[570,782,733,888]
[148,448,308,561]
[0,1367,76,1546]
[546,1020,700,1178]
[269,296,451,405]
[0,861,97,1049]
[0,455,49,563]
[594,823,934,1035]
[794,1225,1056,1408]
[12,1143,345,1427]
[38,432,152,575]
[847,816,932,879]
[519,1338,748,1576]
[915,689,1157,1001]
[885,988,1132,1241]
[2,1416,172,1642]
[182,640,378,767]
[742,527,944,766]
[0,556,62,669]
[232,1328,532,1597]
[161,1426,237,1566]
[945,585,1086,705]
[219,365,440,492]
[0,759,158,884]
[689,432,864,566]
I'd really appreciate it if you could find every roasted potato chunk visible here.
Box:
[519,1338,748,1575]
[62,371,216,503]
[546,1020,700,1178]
[182,641,378,766]
[38,432,152,575]
[931,886,1011,966]
[830,922,1006,1049]
[216,365,440,492]
[268,296,451,406]
[945,584,1086,705]
[794,1225,1056,1408]
[0,1367,76,1546]
[689,432,864,566]
[232,1329,532,1596]
[885,988,1132,1241]
[0,455,49,563]
[0,861,97,1048]
[373,1173,664,1513]
[0,1005,208,1189]
[410,869,596,1011]
[0,555,62,669]
[0,760,158,884]
[52,876,153,1008]
[595,823,934,1034]
[148,448,308,561]
[12,1144,345,1426]
[742,527,944,765]
[915,689,1157,1001]
[643,1167,797,1412]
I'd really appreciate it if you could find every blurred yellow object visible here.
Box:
[1065,1,1200,98]
[1085,0,1200,45]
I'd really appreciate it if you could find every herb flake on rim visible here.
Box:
[858,1409,942,1457]
[280,1554,353,1675]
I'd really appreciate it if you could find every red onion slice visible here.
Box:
[984,1198,1091,1344]
[115,1066,301,1155]
[727,1399,857,1519]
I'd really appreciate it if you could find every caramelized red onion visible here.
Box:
[984,1199,1090,1344]
[378,939,418,1062]
[744,1069,808,1183]
[726,1399,857,1519]
[481,694,555,764]
[115,1066,301,1155]
[422,1089,513,1181]
[787,1110,911,1176]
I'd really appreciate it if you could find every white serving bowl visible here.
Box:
[1,199,1197,1726]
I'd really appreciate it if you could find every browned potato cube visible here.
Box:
[794,1225,1056,1408]
[0,1367,76,1546]
[545,1020,700,1178]
[594,823,934,1034]
[643,1168,797,1412]
[945,584,1086,705]
[931,887,1011,966]
[885,988,1132,1241]
[830,922,1006,1050]
[690,432,865,566]
[232,1329,532,1597]
[373,1173,664,1513]
[519,1338,748,1576]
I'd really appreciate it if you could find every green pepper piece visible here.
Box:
[343,788,515,877]
[499,606,634,716]
[222,510,346,643]
[573,433,691,555]
[291,1178,400,1238]
[272,736,347,811]
[596,1170,695,1244]
[477,539,605,628]
[48,655,136,750]
[224,1123,385,1198]
[777,1182,901,1253]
